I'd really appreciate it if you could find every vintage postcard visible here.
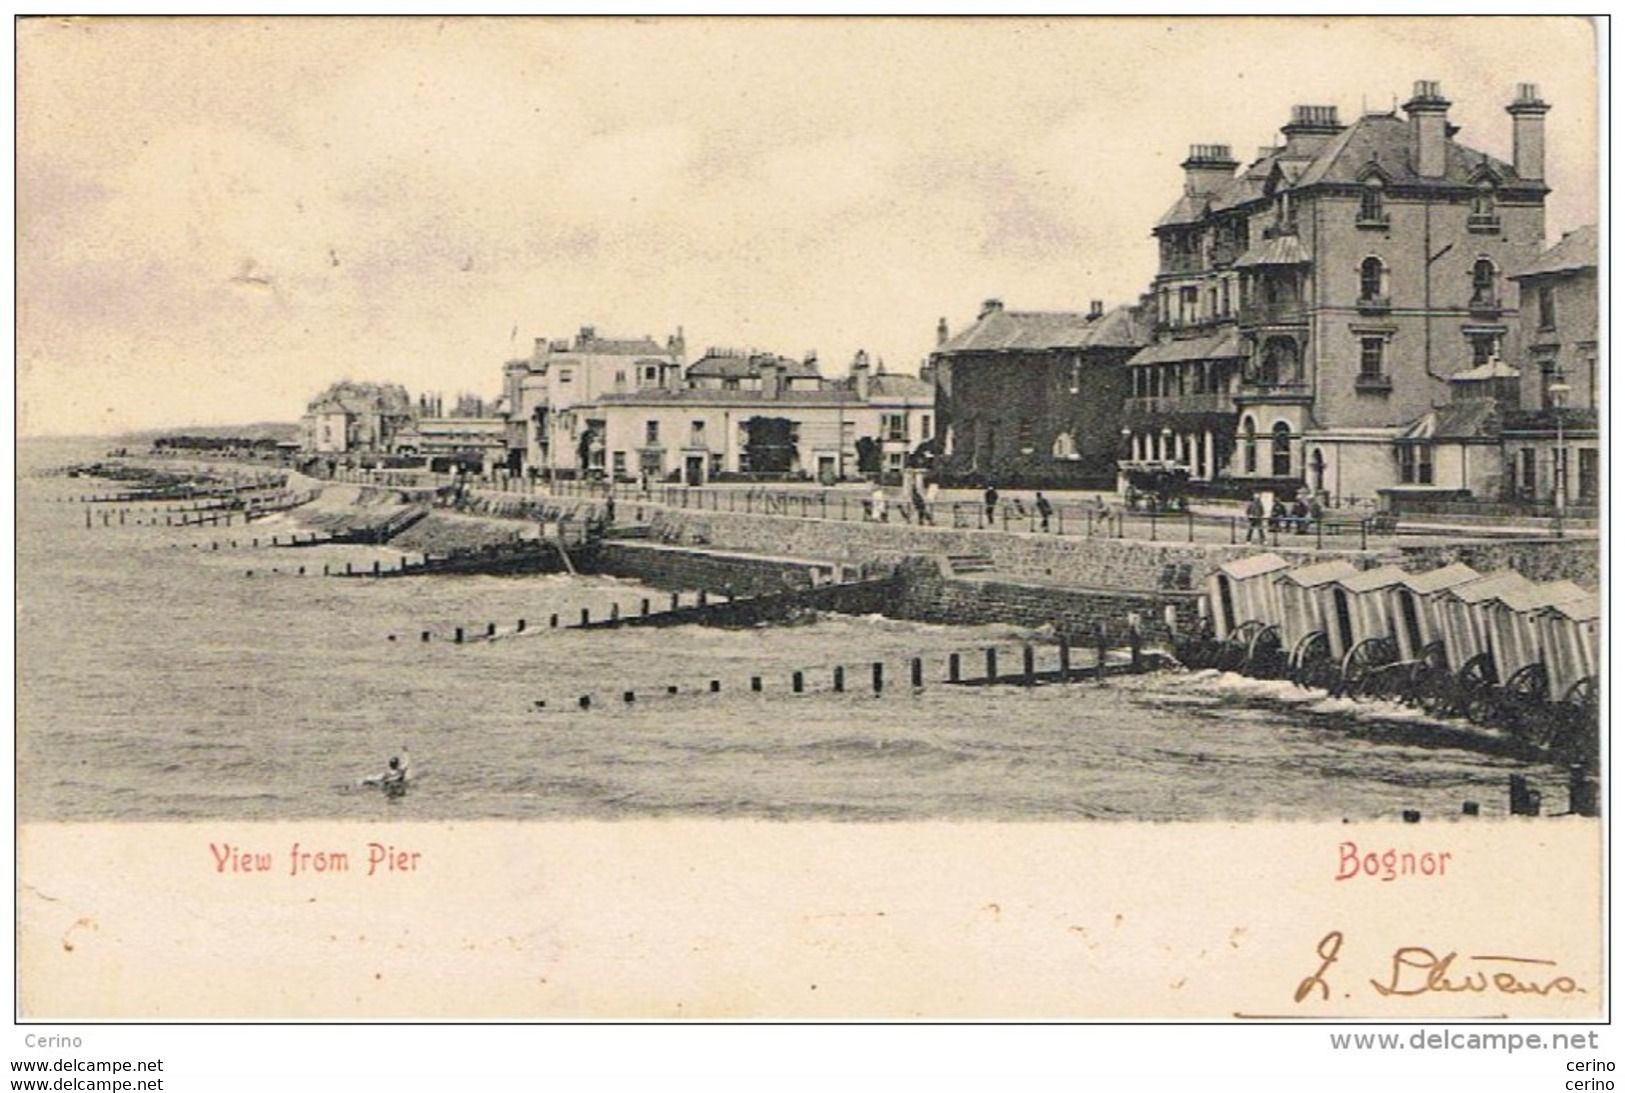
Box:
[16,15,1603,1020]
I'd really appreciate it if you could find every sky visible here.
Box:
[17,16,1599,436]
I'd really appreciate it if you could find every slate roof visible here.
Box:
[1293,113,1522,190]
[1511,224,1597,280]
[937,307,1146,355]
[686,352,821,380]
[1157,111,1538,231]
[576,335,669,356]
[1397,399,1502,441]
[866,372,934,399]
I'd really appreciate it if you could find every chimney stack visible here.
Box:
[850,350,872,400]
[667,325,686,362]
[936,316,949,346]
[1507,82,1550,180]
[1403,81,1451,179]
[979,298,1004,320]
[1181,144,1239,196]
[577,325,596,348]
[1280,105,1344,156]
[1088,299,1104,320]
[758,357,782,400]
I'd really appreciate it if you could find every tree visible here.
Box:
[854,436,881,475]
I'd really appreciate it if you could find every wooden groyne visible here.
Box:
[527,633,1169,714]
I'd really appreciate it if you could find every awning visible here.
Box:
[1127,328,1247,367]
[1233,235,1313,267]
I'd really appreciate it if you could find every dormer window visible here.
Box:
[1358,179,1387,226]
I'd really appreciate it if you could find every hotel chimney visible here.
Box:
[936,316,949,346]
[1088,299,1104,320]
[1279,105,1343,157]
[1507,83,1550,180]
[1181,144,1239,196]
[1404,81,1451,179]
[978,298,1004,320]
[850,349,872,400]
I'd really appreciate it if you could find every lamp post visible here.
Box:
[1549,372,1570,539]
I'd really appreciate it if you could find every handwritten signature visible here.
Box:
[1295,930,1587,1003]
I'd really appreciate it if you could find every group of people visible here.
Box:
[1244,490,1324,543]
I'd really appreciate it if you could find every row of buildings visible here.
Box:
[929,80,1597,509]
[303,78,1596,509]
[303,339,934,486]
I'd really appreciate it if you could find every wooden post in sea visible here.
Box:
[1058,637,1071,681]
[985,647,998,683]
[1022,644,1036,686]
[948,653,961,683]
[872,661,884,694]
[910,657,923,690]
[833,666,845,692]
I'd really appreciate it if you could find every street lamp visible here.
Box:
[1549,371,1570,538]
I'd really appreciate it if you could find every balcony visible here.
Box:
[1468,294,1503,317]
[1356,213,1391,230]
[1236,381,1313,403]
[1356,294,1391,314]
[1123,391,1236,423]
[1467,213,1503,234]
[1237,301,1307,328]
[1354,373,1393,393]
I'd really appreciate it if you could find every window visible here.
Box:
[1271,422,1292,477]
[556,368,573,385]
[1359,257,1385,301]
[644,420,660,446]
[1578,448,1598,502]
[1470,259,1497,308]
[1399,444,1434,485]
[1520,447,1537,494]
[1470,334,1499,367]
[1243,417,1258,474]
[1584,356,1597,409]
[1539,360,1558,408]
[689,420,706,448]
[1220,279,1231,317]
[644,366,659,383]
[1469,182,1498,227]
[1358,182,1385,223]
[1179,285,1199,325]
[920,414,932,440]
[884,414,907,443]
[612,450,627,476]
[1017,418,1035,453]
[1052,431,1079,460]
[1538,286,1557,330]
[1360,338,1385,378]
[614,369,626,386]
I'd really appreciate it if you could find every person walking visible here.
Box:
[983,484,999,527]
[1245,493,1265,544]
[1035,491,1054,532]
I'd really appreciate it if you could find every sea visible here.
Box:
[17,436,1573,822]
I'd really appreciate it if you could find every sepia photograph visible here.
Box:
[12,12,1605,1055]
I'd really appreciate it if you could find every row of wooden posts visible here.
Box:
[398,590,726,641]
[532,631,1147,712]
